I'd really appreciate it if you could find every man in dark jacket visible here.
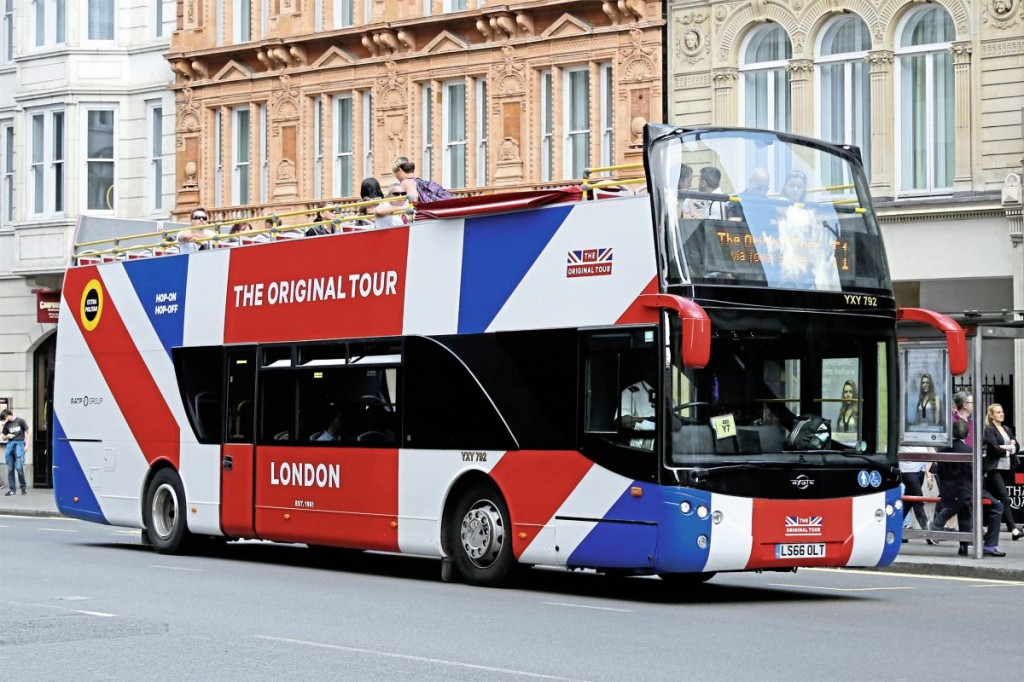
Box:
[929,420,1005,556]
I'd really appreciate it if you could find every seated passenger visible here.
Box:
[315,414,343,442]
[178,207,216,252]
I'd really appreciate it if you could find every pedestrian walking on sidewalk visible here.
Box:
[1,408,30,495]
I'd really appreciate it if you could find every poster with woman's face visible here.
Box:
[821,358,860,442]
[901,345,950,447]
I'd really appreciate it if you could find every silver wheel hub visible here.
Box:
[460,500,505,568]
[152,482,179,540]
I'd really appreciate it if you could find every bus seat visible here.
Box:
[736,425,785,454]
[672,425,715,460]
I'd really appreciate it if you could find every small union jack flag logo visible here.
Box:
[784,515,824,536]
[566,248,613,278]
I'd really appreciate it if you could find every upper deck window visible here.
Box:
[648,127,890,293]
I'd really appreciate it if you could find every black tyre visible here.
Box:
[446,483,514,587]
[658,571,716,587]
[143,468,193,554]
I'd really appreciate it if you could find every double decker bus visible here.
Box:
[53,125,964,587]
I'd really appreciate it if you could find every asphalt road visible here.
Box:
[1,515,1021,681]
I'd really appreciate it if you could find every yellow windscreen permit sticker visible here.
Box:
[710,414,736,440]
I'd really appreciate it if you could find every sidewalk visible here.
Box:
[2,487,1022,580]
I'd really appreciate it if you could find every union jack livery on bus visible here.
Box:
[53,125,966,587]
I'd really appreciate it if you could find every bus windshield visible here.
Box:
[666,312,898,469]
[647,127,890,293]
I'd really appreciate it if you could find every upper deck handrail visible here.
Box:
[70,167,649,266]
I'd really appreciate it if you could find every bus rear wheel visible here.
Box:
[446,484,514,587]
[144,468,193,554]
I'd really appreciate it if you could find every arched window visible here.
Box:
[816,15,871,183]
[740,24,792,133]
[896,6,955,193]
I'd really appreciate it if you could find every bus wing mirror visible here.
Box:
[639,294,711,369]
[896,307,968,376]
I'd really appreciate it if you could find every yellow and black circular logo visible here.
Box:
[80,279,104,332]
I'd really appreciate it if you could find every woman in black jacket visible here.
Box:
[982,403,1022,540]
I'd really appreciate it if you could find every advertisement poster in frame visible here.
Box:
[900,343,951,448]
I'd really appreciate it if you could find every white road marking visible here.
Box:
[39,527,77,533]
[150,565,205,572]
[810,567,1023,585]
[770,583,915,592]
[58,596,93,601]
[253,635,588,681]
[542,601,633,613]
[77,610,116,618]
[969,582,1024,588]
[111,530,139,536]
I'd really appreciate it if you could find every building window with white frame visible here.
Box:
[33,0,66,47]
[896,6,955,194]
[29,109,64,216]
[443,81,466,188]
[2,0,14,64]
[147,102,164,213]
[540,71,553,182]
[362,91,373,179]
[234,0,252,42]
[232,107,250,206]
[85,108,116,211]
[475,79,488,185]
[214,109,223,207]
[334,95,353,197]
[564,67,590,180]
[335,0,354,28]
[740,24,791,133]
[313,97,323,200]
[816,14,871,185]
[1,121,13,225]
[421,84,433,182]
[599,63,613,168]
[444,0,468,11]
[88,0,114,41]
[152,0,165,39]
[259,103,268,203]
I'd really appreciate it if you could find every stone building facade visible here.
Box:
[666,0,1024,422]
[0,0,176,488]
[165,0,665,221]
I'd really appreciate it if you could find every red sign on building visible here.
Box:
[37,291,60,323]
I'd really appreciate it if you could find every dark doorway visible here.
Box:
[33,332,56,488]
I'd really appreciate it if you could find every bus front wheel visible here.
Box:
[144,468,193,554]
[446,484,514,587]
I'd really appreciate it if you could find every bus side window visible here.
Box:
[173,346,225,444]
[259,370,294,444]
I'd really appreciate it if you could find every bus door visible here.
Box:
[221,347,257,538]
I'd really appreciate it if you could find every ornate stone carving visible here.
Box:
[619,27,657,83]
[674,12,709,65]
[786,59,814,77]
[866,50,894,72]
[182,161,198,190]
[712,68,739,85]
[986,0,1021,28]
[950,42,973,64]
[271,75,299,121]
[176,87,201,132]
[376,61,408,110]
[1003,172,1022,205]
[494,44,525,96]
[500,137,521,161]
[603,0,644,25]
[277,159,295,181]
[630,116,646,145]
